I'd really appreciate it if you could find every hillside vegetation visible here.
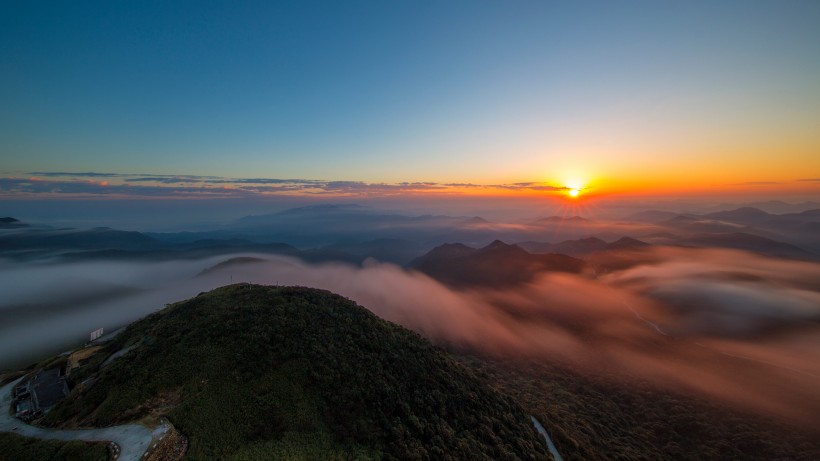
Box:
[0,433,108,461]
[45,284,549,461]
[459,356,820,461]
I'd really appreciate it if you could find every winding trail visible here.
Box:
[531,416,565,461]
[0,378,162,461]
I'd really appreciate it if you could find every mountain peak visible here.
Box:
[462,216,490,225]
[44,285,549,460]
[483,239,511,249]
[607,237,650,250]
[409,243,476,266]
[478,239,529,256]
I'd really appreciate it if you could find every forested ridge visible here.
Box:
[45,284,550,461]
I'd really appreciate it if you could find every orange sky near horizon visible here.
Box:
[1,170,818,202]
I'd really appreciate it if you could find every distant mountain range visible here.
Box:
[710,200,820,214]
[624,206,820,256]
[2,204,817,264]
[627,206,819,224]
[518,237,649,257]
[677,232,815,259]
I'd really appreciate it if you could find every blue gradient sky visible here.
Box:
[1,1,819,190]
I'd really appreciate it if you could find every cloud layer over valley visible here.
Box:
[2,246,819,426]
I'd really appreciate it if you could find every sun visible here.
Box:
[564,179,586,198]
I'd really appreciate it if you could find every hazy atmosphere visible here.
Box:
[2,2,819,460]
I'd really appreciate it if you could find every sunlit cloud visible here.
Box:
[0,172,576,199]
[732,181,783,186]
[2,247,819,425]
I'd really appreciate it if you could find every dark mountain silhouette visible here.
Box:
[0,217,28,228]
[679,232,815,260]
[44,285,550,460]
[608,206,818,254]
[55,242,301,263]
[196,256,269,276]
[519,237,649,257]
[0,227,162,253]
[410,240,584,287]
[704,207,773,224]
[634,207,820,254]
[461,216,491,225]
[628,206,818,230]
[797,209,820,218]
[606,236,651,251]
[128,206,622,253]
[414,242,476,262]
[714,200,820,214]
[232,204,456,230]
[757,208,820,229]
[0,227,303,262]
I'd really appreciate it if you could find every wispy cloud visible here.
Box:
[732,181,782,186]
[491,183,567,191]
[0,177,245,198]
[29,172,132,178]
[3,247,819,424]
[0,172,570,199]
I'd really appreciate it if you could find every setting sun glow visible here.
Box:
[564,179,586,198]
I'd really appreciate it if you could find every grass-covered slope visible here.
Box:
[460,356,820,461]
[46,284,550,461]
[0,433,108,461]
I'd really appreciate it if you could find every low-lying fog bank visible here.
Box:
[1,247,818,426]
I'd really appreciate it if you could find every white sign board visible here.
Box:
[90,328,104,342]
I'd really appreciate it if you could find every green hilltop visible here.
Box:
[44,284,550,461]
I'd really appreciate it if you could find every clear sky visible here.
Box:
[1,1,819,199]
